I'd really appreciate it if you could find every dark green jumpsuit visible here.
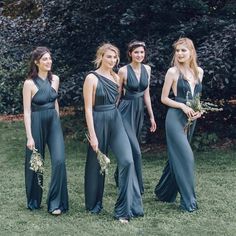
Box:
[25,76,69,213]
[115,64,149,194]
[155,74,202,212]
[84,72,144,220]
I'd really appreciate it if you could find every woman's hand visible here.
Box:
[181,104,196,118]
[150,118,157,132]
[90,135,99,152]
[189,111,202,121]
[27,137,35,150]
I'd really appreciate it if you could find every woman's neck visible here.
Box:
[96,67,112,77]
[178,65,196,82]
[38,71,48,80]
[179,62,190,70]
[130,61,141,70]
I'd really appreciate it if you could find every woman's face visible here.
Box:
[101,49,118,69]
[36,52,52,72]
[129,46,145,63]
[175,44,191,64]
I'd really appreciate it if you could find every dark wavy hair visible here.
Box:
[127,40,147,62]
[27,46,52,81]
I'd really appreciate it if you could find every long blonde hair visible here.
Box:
[171,38,199,80]
[93,43,120,68]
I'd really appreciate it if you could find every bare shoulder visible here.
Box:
[143,64,151,73]
[23,79,34,88]
[166,67,179,81]
[167,66,178,75]
[118,65,127,76]
[85,72,98,84]
[197,67,204,82]
[52,74,60,82]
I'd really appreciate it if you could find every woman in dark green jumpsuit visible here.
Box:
[84,43,144,223]
[23,47,68,215]
[115,41,157,194]
[154,38,203,212]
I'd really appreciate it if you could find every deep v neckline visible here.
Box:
[129,64,142,83]
[186,79,196,97]
[179,74,196,97]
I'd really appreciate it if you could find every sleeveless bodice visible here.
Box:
[123,64,148,99]
[93,72,119,106]
[175,74,202,103]
[85,71,144,219]
[155,74,202,212]
[25,75,68,212]
[31,77,58,111]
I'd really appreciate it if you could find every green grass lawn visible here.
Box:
[0,121,235,236]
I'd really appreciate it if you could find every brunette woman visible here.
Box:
[115,40,157,194]
[23,47,68,215]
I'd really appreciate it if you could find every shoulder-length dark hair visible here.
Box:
[27,46,52,81]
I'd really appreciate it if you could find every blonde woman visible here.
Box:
[83,43,144,223]
[155,38,203,212]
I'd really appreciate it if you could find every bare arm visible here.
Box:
[116,67,125,105]
[55,100,60,115]
[52,75,60,115]
[198,67,204,82]
[83,74,98,152]
[189,67,204,120]
[23,80,35,150]
[143,65,156,132]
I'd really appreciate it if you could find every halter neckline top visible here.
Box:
[31,76,58,111]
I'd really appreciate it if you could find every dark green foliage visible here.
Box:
[0,40,27,114]
[0,0,235,140]
[192,132,219,151]
[59,73,86,108]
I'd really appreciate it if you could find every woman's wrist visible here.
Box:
[89,133,97,139]
[179,103,185,111]
[27,135,33,140]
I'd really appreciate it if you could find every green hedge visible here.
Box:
[0,0,235,140]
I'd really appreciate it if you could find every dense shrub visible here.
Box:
[0,0,235,140]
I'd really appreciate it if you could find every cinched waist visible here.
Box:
[175,97,187,104]
[93,104,116,112]
[31,102,55,112]
[123,91,144,100]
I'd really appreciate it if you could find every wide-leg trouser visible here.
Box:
[116,95,144,194]
[85,105,143,219]
[155,108,197,212]
[25,109,69,212]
